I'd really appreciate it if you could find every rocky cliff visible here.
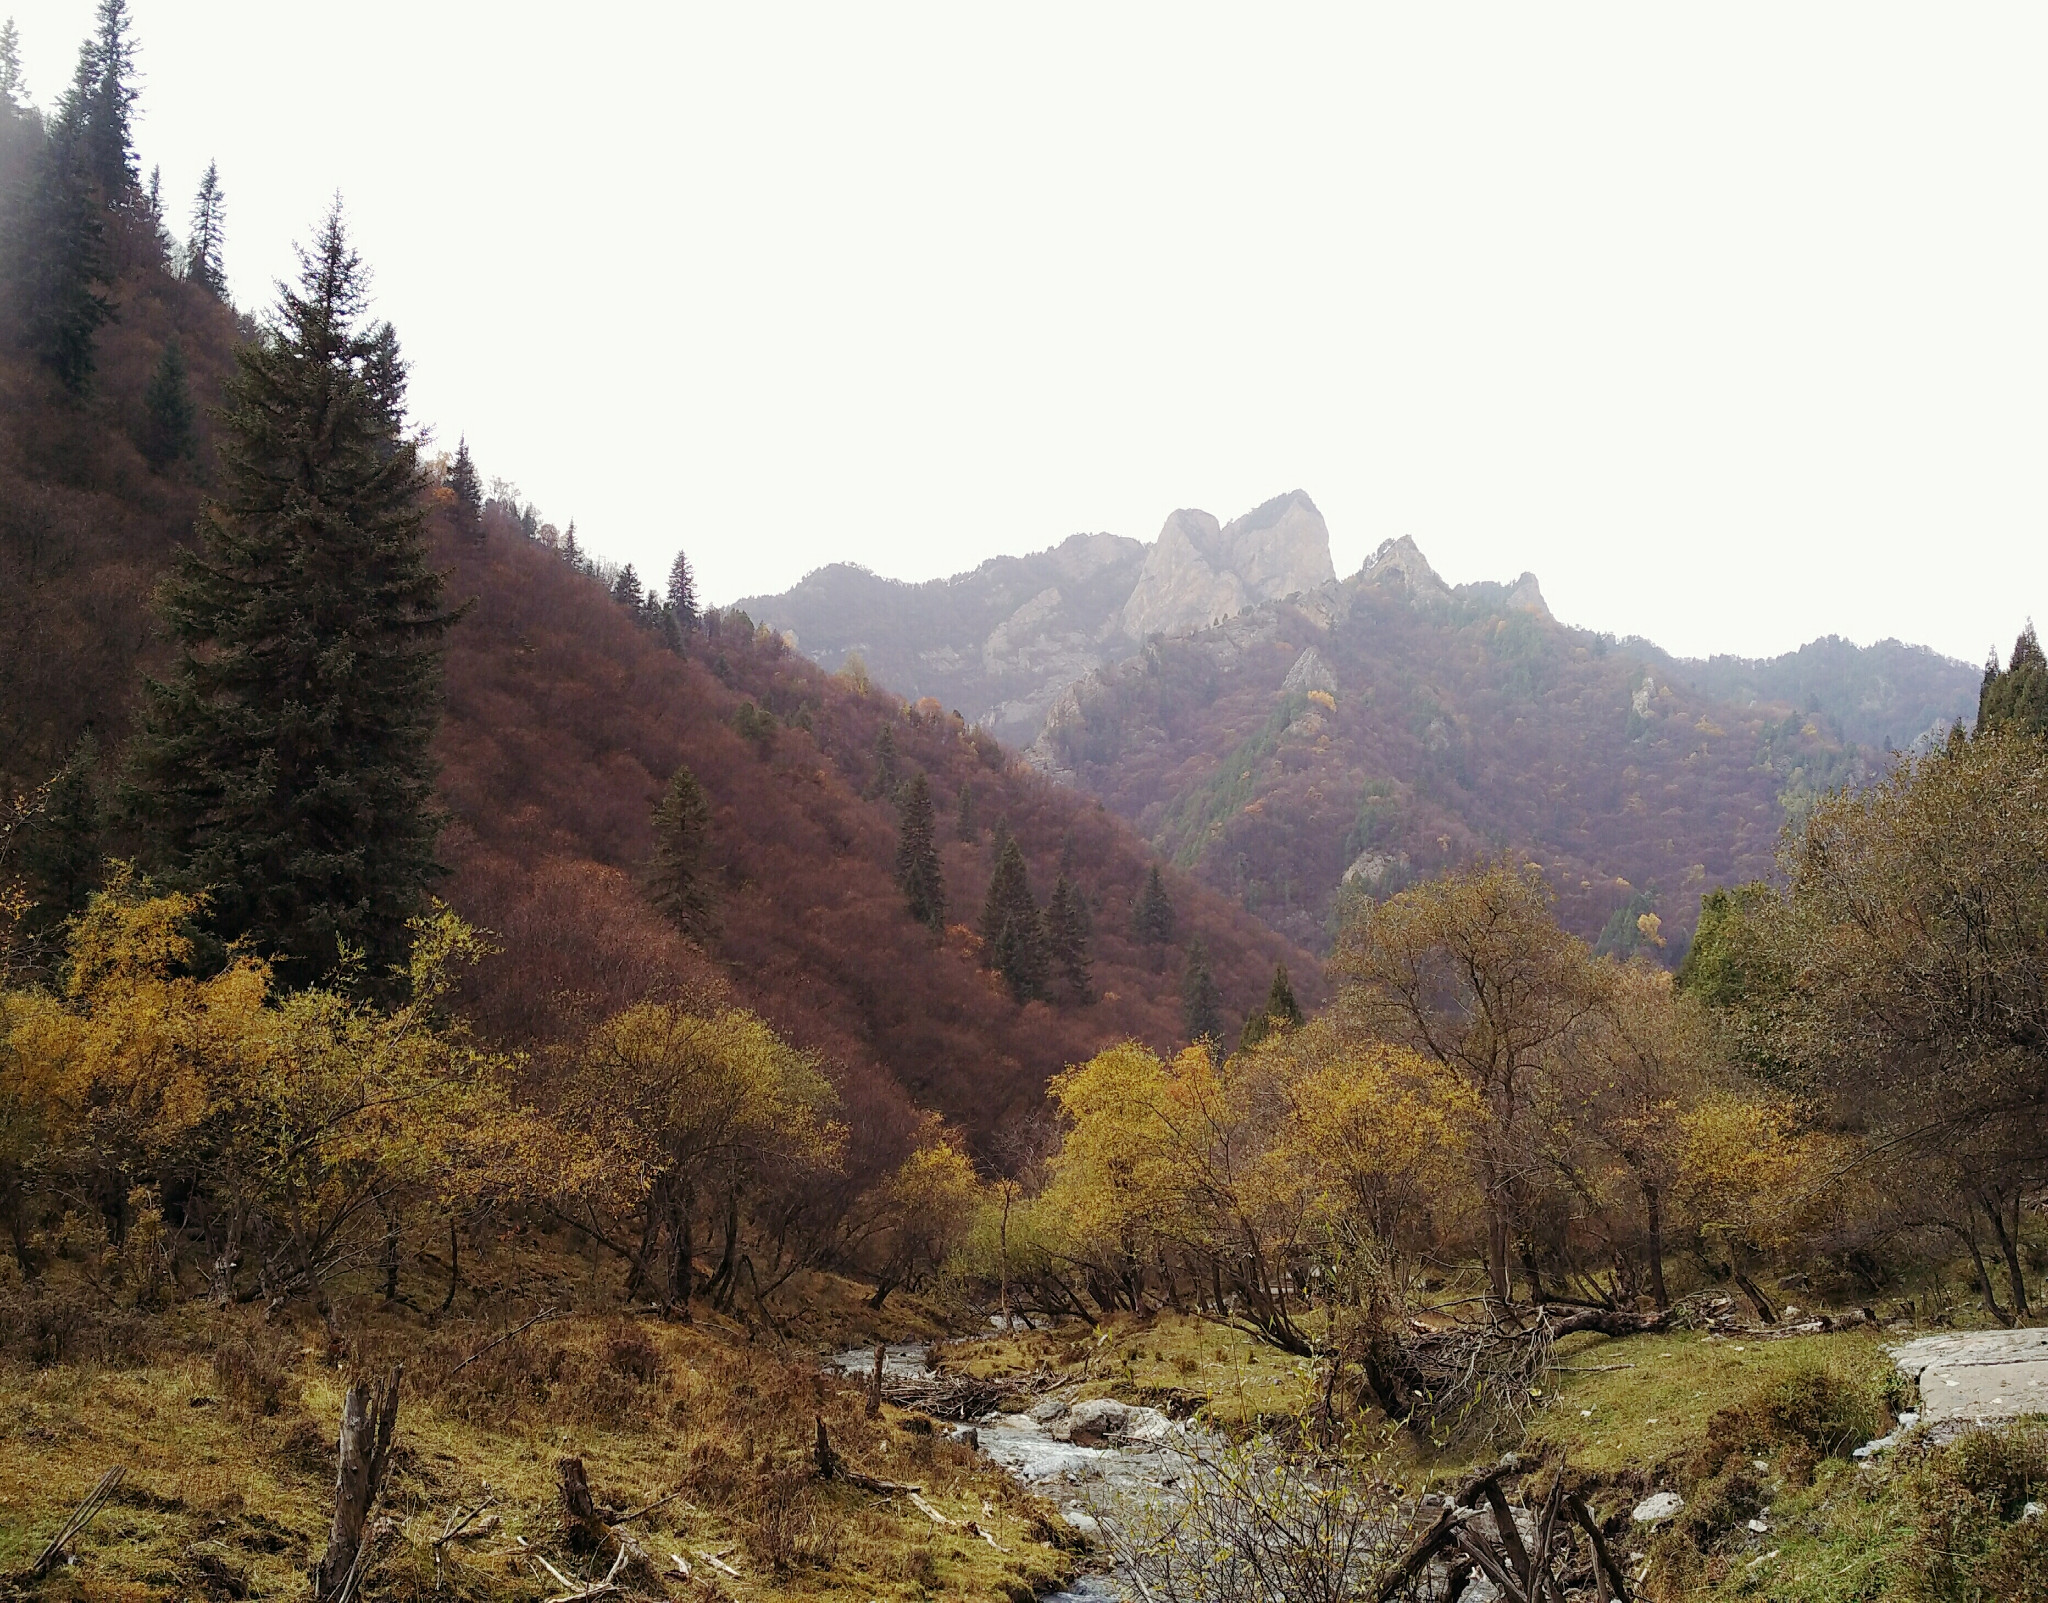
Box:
[737,491,1340,744]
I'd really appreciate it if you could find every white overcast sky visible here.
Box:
[12,3,2047,663]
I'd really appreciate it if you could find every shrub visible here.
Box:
[1696,1361,1880,1482]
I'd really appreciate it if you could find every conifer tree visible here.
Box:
[1978,624,2048,738]
[895,771,945,932]
[361,320,406,442]
[870,724,901,800]
[184,158,227,297]
[0,19,25,112]
[611,563,643,611]
[139,336,194,468]
[447,436,483,542]
[143,162,170,261]
[1240,962,1305,1050]
[955,780,976,841]
[980,835,1044,1001]
[649,763,714,937]
[80,0,137,203]
[15,52,113,390]
[667,550,698,634]
[1131,862,1176,944]
[1046,871,1092,1001]
[1181,937,1222,1045]
[128,204,457,989]
[990,817,1010,859]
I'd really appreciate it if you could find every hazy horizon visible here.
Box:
[11,2,2046,665]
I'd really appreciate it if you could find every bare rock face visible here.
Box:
[1281,646,1338,697]
[1121,492,1335,642]
[1357,535,1451,600]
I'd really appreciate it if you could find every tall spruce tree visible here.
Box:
[128,204,457,988]
[1181,937,1222,1045]
[649,763,714,937]
[139,336,194,468]
[1131,862,1176,945]
[611,562,643,611]
[895,771,945,931]
[16,51,113,391]
[955,781,976,841]
[184,157,226,296]
[870,724,901,800]
[447,436,483,542]
[667,550,698,634]
[981,835,1044,1001]
[1978,624,2048,738]
[1046,871,1092,1001]
[0,19,25,111]
[80,0,136,203]
[1240,962,1305,1051]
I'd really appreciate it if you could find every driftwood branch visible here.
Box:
[448,1307,559,1377]
[30,1465,125,1576]
[611,1487,686,1526]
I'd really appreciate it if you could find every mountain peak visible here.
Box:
[1122,492,1335,640]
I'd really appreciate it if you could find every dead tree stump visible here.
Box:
[865,1343,885,1419]
[312,1365,402,1603]
[556,1455,608,1553]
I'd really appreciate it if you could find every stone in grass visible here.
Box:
[1632,1491,1685,1524]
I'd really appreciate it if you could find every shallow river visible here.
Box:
[827,1345,1184,1601]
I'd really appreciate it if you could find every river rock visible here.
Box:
[1054,1397,1174,1448]
[1892,1329,2048,1436]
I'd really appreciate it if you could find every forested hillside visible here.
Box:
[0,19,1313,1164]
[1032,539,1924,956]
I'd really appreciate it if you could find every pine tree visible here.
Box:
[447,436,483,542]
[1240,962,1304,1050]
[1978,624,2048,738]
[80,0,137,203]
[143,163,171,262]
[870,724,901,800]
[1046,872,1092,1001]
[667,550,699,634]
[1181,937,1222,1045]
[649,764,714,937]
[611,563,642,610]
[361,320,406,443]
[127,203,457,989]
[15,52,113,391]
[138,336,194,469]
[0,19,25,112]
[955,781,977,841]
[980,835,1044,1001]
[1131,863,1176,945]
[184,158,227,297]
[895,771,945,932]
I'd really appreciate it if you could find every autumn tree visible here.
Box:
[648,764,715,938]
[128,205,457,988]
[568,1004,841,1318]
[855,1116,980,1309]
[894,770,945,931]
[1335,857,1595,1303]
[1131,863,1176,945]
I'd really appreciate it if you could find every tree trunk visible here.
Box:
[865,1343,884,1419]
[998,1185,1012,1332]
[1957,1213,2013,1326]
[555,1456,607,1554]
[378,1197,401,1303]
[1644,1182,1669,1310]
[209,1204,243,1307]
[706,1185,740,1311]
[1983,1190,2029,1320]
[312,1366,402,1602]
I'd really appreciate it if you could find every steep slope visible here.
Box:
[1027,537,1958,956]
[0,243,1317,1156]
[433,509,1319,1148]
[736,490,1335,743]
